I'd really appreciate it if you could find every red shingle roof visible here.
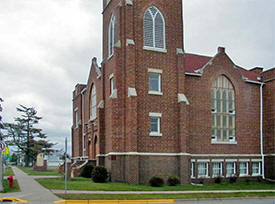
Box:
[184,53,261,82]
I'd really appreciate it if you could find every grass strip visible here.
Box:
[4,166,15,176]
[18,166,62,176]
[56,192,275,200]
[36,177,275,191]
[1,179,20,193]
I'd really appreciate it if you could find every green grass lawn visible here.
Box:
[4,166,14,176]
[56,192,275,200]
[1,179,20,193]
[18,166,62,176]
[36,177,275,191]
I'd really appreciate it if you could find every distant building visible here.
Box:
[45,152,63,167]
[72,0,274,184]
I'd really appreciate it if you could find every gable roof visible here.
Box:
[184,52,262,83]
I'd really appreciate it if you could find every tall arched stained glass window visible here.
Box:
[90,85,97,120]
[144,6,165,50]
[211,76,235,142]
[108,15,116,57]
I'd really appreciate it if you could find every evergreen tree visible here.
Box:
[3,105,54,167]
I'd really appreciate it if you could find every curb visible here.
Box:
[55,199,175,204]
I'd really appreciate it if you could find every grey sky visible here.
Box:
[0,0,274,153]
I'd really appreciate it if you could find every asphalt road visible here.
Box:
[175,198,275,204]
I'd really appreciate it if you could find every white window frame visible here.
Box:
[252,162,261,176]
[226,162,236,177]
[212,162,223,177]
[108,15,116,58]
[148,68,163,95]
[198,162,209,178]
[149,112,162,136]
[143,6,166,52]
[239,162,249,176]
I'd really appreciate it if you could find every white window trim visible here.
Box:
[75,110,79,129]
[148,70,162,95]
[109,74,115,97]
[239,162,249,177]
[212,162,223,178]
[226,162,236,177]
[143,7,166,50]
[211,140,237,145]
[198,162,209,178]
[149,112,162,137]
[252,162,261,176]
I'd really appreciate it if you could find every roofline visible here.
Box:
[244,79,264,85]
[185,72,202,77]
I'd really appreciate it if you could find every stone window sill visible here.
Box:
[148,91,163,96]
[150,132,162,137]
[143,46,167,53]
[211,140,237,145]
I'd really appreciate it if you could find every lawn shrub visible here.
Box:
[91,166,108,183]
[199,178,204,184]
[229,176,237,183]
[167,175,180,186]
[80,165,94,178]
[149,175,164,187]
[214,176,222,184]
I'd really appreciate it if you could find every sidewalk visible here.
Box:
[0,166,61,203]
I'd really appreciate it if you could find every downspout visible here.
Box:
[81,88,87,158]
[260,83,265,179]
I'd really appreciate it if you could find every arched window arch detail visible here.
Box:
[211,75,235,142]
[108,15,116,57]
[143,6,166,50]
[90,85,97,120]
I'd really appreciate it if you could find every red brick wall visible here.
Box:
[185,52,261,154]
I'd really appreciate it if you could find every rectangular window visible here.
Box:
[149,112,162,136]
[191,162,195,178]
[110,77,114,95]
[252,162,261,175]
[240,162,249,176]
[75,109,79,128]
[148,69,162,95]
[198,162,208,177]
[226,162,236,177]
[212,162,223,177]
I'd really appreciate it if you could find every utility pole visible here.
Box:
[64,137,68,194]
[0,98,4,191]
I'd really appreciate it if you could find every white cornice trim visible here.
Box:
[244,79,263,85]
[98,152,262,157]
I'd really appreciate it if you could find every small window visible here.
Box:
[198,162,208,178]
[226,162,236,177]
[212,162,223,177]
[75,109,79,128]
[108,15,116,57]
[148,68,162,95]
[252,162,261,176]
[149,112,162,136]
[110,76,114,95]
[240,162,249,176]
[191,162,195,178]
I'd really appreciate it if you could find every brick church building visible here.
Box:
[72,0,274,184]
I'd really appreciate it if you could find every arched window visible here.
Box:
[90,85,97,120]
[144,6,165,50]
[211,75,235,142]
[108,15,116,57]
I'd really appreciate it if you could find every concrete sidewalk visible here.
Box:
[52,189,275,194]
[0,166,61,203]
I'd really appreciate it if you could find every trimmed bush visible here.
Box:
[214,176,222,184]
[149,175,164,187]
[80,165,94,178]
[167,175,180,186]
[229,176,237,183]
[91,166,108,183]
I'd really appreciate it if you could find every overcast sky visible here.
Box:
[0,0,274,153]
